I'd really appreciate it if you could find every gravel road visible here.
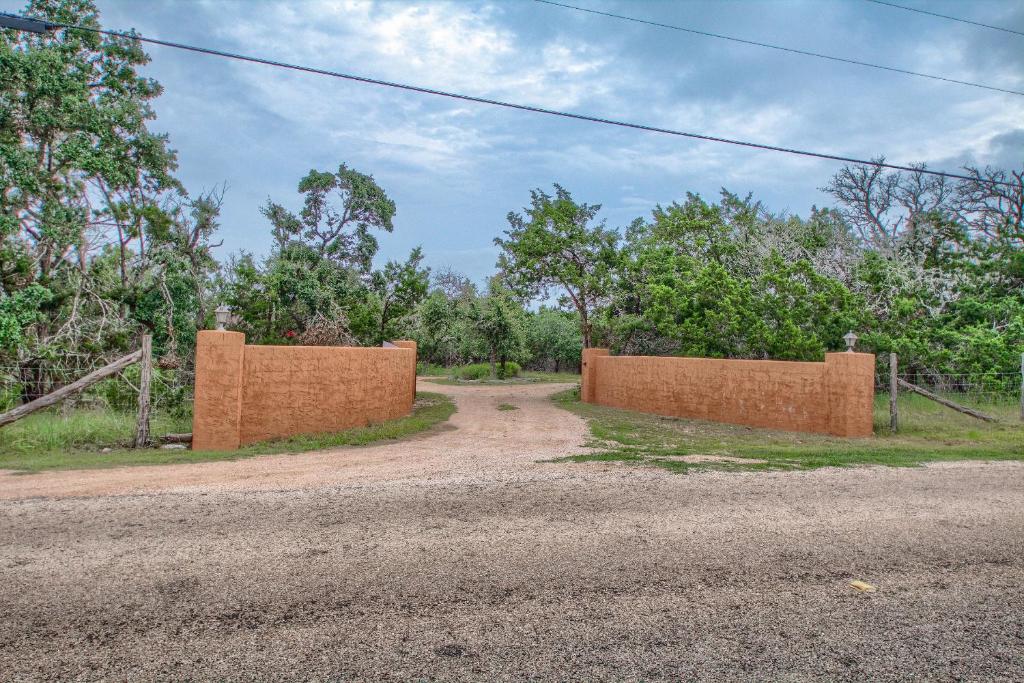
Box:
[1,381,1022,681]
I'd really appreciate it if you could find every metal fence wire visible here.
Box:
[0,357,195,415]
[875,357,1023,427]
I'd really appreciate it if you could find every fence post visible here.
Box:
[889,352,898,432]
[133,334,153,448]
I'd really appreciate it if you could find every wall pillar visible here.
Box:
[192,330,246,451]
[391,340,418,405]
[581,348,610,403]
[825,352,875,437]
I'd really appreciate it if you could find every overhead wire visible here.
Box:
[864,0,1024,38]
[533,0,1024,97]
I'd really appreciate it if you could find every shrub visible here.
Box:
[416,362,448,376]
[455,361,521,380]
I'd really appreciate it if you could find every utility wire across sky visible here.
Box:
[534,0,1024,97]
[0,12,1014,188]
[864,0,1024,38]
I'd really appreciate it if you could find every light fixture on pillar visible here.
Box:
[843,330,858,353]
[214,304,231,331]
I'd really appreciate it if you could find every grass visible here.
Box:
[550,387,1023,474]
[0,392,456,473]
[424,369,581,385]
[497,403,519,411]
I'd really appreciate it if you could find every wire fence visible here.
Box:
[0,356,195,418]
[874,366,1023,429]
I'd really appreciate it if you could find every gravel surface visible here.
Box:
[1,381,1023,681]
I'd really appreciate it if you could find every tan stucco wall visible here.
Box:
[192,332,416,451]
[192,331,245,451]
[585,351,875,437]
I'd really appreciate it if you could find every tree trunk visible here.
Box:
[489,348,497,379]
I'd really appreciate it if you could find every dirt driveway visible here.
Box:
[2,381,1023,681]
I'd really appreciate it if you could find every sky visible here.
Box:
[16,0,1024,283]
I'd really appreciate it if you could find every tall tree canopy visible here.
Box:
[496,184,619,347]
[1,0,219,403]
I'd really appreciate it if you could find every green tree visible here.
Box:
[232,164,398,345]
[496,185,619,347]
[370,247,429,344]
[475,279,527,378]
[525,307,581,372]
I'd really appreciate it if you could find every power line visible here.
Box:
[0,12,1014,188]
[864,0,1024,38]
[534,0,1024,97]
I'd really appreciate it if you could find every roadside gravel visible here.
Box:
[1,381,1022,681]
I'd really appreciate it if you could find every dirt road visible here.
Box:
[2,381,1023,681]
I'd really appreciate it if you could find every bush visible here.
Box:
[455,361,521,380]
[416,362,448,376]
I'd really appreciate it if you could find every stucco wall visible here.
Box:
[192,331,416,451]
[582,350,874,437]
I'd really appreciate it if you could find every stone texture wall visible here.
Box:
[192,332,416,451]
[582,351,875,437]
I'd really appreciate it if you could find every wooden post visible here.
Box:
[889,352,898,432]
[0,350,142,428]
[133,335,153,448]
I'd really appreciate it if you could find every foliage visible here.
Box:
[223,165,426,346]
[605,193,866,360]
[525,307,582,372]
[475,278,527,377]
[0,0,219,412]
[496,184,620,347]
[455,361,521,380]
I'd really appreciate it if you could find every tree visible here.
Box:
[370,247,429,344]
[525,307,581,372]
[475,279,526,378]
[263,164,395,273]
[496,185,619,347]
[230,164,399,345]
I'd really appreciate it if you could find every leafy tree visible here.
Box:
[230,164,399,345]
[496,185,619,347]
[370,247,429,344]
[263,164,395,273]
[2,0,183,361]
[475,279,527,378]
[525,307,581,372]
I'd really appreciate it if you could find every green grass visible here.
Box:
[0,392,456,473]
[550,388,1023,474]
[424,370,580,385]
[497,403,519,411]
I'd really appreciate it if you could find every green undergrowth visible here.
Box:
[424,370,580,385]
[550,388,1023,474]
[0,392,455,473]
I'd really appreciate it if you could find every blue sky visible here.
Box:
[29,0,1024,283]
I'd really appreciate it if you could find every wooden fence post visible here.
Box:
[133,335,153,448]
[889,352,898,432]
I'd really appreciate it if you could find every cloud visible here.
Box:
[91,0,1024,277]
